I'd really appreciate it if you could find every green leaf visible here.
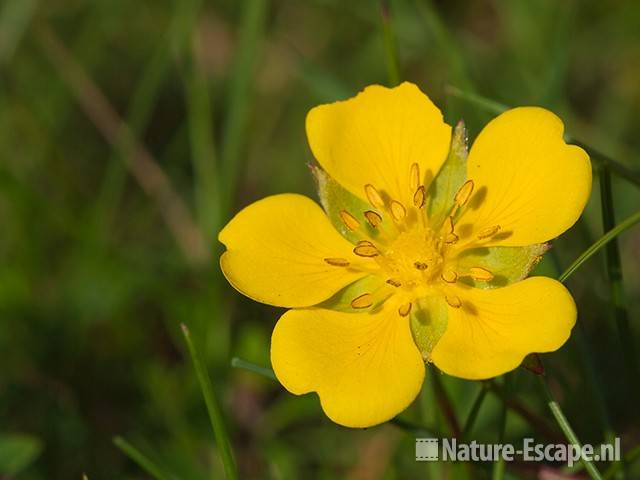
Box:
[425,120,468,228]
[455,243,549,289]
[312,165,384,244]
[410,295,448,360]
[0,433,42,475]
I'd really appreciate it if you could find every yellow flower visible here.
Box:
[219,82,592,428]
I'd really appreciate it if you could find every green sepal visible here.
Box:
[410,295,449,361]
[425,120,469,227]
[455,243,550,289]
[311,165,384,244]
[317,275,390,312]
[521,353,545,375]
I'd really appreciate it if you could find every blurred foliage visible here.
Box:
[1,0,640,478]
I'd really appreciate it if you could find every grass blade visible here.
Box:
[380,0,400,86]
[559,207,640,283]
[113,436,179,480]
[462,383,488,439]
[231,357,276,381]
[181,324,238,480]
[538,377,603,480]
[599,166,640,406]
[220,0,268,215]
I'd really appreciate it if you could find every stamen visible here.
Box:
[414,261,429,270]
[441,270,458,283]
[445,233,459,244]
[410,163,420,191]
[364,210,383,228]
[477,225,501,239]
[445,295,462,308]
[454,180,474,207]
[443,216,458,244]
[413,185,425,208]
[339,210,360,231]
[364,184,385,209]
[390,200,406,221]
[324,257,350,267]
[386,278,402,287]
[469,267,494,281]
[398,302,412,317]
[353,240,379,257]
[351,293,373,309]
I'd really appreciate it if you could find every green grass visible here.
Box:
[1,1,640,479]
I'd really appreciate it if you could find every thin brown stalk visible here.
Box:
[35,22,209,266]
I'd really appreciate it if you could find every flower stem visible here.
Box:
[380,0,400,86]
[537,376,603,480]
[181,324,238,480]
[559,207,640,283]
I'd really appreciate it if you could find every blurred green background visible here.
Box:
[1,0,639,478]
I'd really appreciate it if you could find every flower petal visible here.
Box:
[271,304,425,427]
[457,107,591,246]
[431,277,576,379]
[306,82,452,206]
[219,194,370,308]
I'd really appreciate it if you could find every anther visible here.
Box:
[410,163,420,191]
[445,295,462,308]
[413,185,425,208]
[469,267,494,281]
[324,257,350,267]
[351,293,374,309]
[477,225,501,239]
[364,184,385,209]
[398,302,412,317]
[454,180,474,207]
[353,240,379,257]
[339,210,360,231]
[386,278,402,287]
[441,270,458,283]
[390,200,406,221]
[364,210,383,228]
[414,261,429,270]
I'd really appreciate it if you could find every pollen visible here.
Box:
[340,210,360,231]
[386,278,402,287]
[351,293,374,309]
[413,185,425,208]
[364,210,383,228]
[398,302,412,317]
[454,179,474,207]
[445,295,462,308]
[477,225,501,239]
[414,261,429,270]
[469,267,494,281]
[410,163,420,191]
[364,184,385,209]
[324,257,350,267]
[390,200,407,221]
[353,240,379,257]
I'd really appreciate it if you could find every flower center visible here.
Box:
[323,163,503,317]
[377,228,444,289]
